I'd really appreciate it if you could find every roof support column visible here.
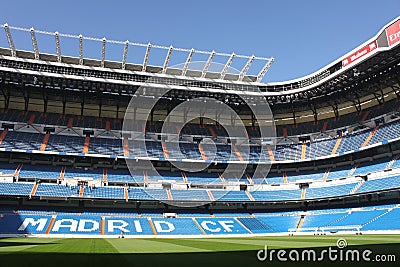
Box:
[219,53,235,79]
[30,28,39,60]
[55,32,62,63]
[182,48,194,76]
[238,56,255,81]
[122,41,129,70]
[79,34,83,65]
[101,38,106,68]
[201,50,215,78]
[310,103,318,123]
[142,43,151,71]
[4,24,16,57]
[162,46,173,74]
[256,58,274,82]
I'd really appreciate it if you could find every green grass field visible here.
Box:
[0,235,399,267]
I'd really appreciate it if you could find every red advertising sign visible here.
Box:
[342,41,377,67]
[386,19,400,47]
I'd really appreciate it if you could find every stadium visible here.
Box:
[0,13,399,267]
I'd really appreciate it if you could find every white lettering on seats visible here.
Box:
[153,221,175,233]
[18,218,48,232]
[133,220,142,233]
[77,219,99,232]
[107,219,129,233]
[52,219,78,232]
[219,221,235,232]
[200,221,221,232]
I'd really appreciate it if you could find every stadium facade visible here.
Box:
[0,16,399,237]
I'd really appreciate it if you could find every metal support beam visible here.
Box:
[42,91,48,114]
[80,90,85,117]
[116,104,120,120]
[4,24,16,57]
[353,94,362,114]
[1,88,10,109]
[231,112,236,126]
[30,28,39,60]
[162,46,173,74]
[182,48,194,76]
[291,101,296,126]
[23,91,29,112]
[79,34,83,65]
[55,32,62,63]
[201,50,215,78]
[329,102,339,120]
[101,38,106,68]
[310,103,318,123]
[98,98,102,118]
[391,85,400,99]
[219,53,235,80]
[251,113,256,127]
[122,40,129,70]
[373,90,384,105]
[256,58,274,82]
[142,43,151,72]
[379,85,385,104]
[238,55,255,81]
[61,87,66,115]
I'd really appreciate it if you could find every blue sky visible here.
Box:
[0,0,399,82]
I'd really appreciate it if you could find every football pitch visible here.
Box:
[0,235,399,267]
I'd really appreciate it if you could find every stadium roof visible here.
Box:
[0,16,398,111]
[0,24,274,83]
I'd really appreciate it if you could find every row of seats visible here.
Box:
[0,109,121,131]
[299,205,400,231]
[0,154,396,185]
[0,204,398,235]
[0,162,225,184]
[0,173,398,201]
[1,118,400,161]
[1,98,398,137]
